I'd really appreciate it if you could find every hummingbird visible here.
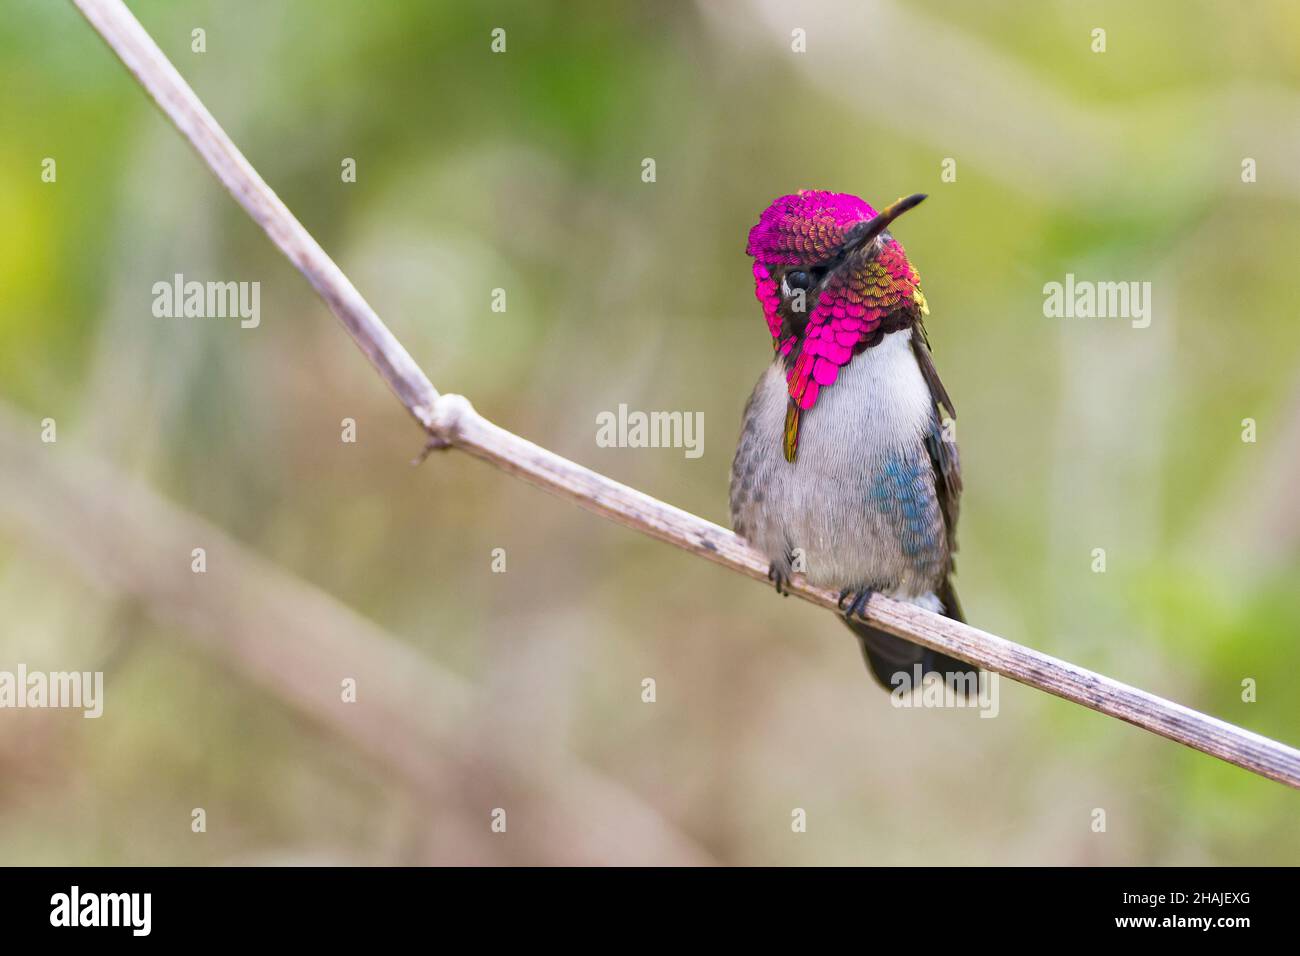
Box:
[730,190,975,692]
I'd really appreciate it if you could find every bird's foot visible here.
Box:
[837,587,877,621]
[767,563,790,597]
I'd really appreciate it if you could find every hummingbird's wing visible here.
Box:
[911,320,956,420]
[912,326,961,564]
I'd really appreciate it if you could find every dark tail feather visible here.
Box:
[843,581,978,696]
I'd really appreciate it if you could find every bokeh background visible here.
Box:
[2,0,1298,865]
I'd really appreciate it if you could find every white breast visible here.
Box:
[732,328,943,597]
[815,328,933,454]
[748,329,933,460]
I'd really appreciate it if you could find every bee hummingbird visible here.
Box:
[730,190,975,692]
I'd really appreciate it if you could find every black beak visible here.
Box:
[838,193,927,258]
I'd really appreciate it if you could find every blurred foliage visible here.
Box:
[0,0,1297,864]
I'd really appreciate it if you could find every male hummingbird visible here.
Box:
[730,190,975,691]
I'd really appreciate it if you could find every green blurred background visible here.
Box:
[1,0,1297,864]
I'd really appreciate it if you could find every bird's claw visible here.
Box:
[767,564,790,597]
[838,588,876,621]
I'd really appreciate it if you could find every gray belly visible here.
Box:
[729,331,949,599]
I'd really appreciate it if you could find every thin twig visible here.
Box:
[72,0,1300,790]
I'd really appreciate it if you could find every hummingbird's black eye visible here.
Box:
[784,270,811,293]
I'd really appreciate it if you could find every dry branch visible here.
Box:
[71,0,1300,790]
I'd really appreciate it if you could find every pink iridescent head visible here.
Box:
[745,190,930,421]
